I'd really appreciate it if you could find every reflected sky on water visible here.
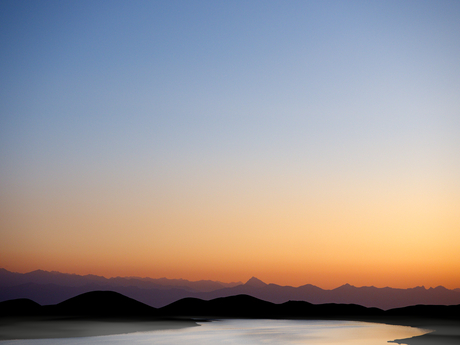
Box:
[0,319,429,345]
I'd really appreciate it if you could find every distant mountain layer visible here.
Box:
[0,268,241,292]
[1,269,460,310]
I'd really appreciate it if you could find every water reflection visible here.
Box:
[0,319,429,345]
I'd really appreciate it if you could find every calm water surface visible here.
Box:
[1,319,429,345]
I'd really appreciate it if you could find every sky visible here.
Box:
[1,0,459,289]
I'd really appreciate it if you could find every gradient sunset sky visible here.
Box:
[1,0,459,289]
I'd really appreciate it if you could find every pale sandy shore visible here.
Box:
[390,327,460,345]
[0,318,198,340]
[386,320,460,345]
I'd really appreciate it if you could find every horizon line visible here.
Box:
[2,268,459,291]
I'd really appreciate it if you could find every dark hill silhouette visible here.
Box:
[278,300,384,319]
[160,295,277,318]
[386,304,460,320]
[45,291,159,318]
[0,291,159,319]
[0,298,41,317]
[3,291,459,322]
[159,294,386,319]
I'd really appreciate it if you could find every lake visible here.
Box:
[0,319,429,345]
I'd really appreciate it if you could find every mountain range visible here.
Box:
[1,269,460,310]
[0,268,241,291]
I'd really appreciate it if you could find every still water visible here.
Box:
[1,319,428,345]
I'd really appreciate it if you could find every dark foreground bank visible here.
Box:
[0,318,198,340]
[1,291,459,343]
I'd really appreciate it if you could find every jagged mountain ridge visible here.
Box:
[0,268,241,292]
[1,269,460,310]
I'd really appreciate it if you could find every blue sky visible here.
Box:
[1,0,459,287]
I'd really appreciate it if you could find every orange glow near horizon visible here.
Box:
[1,168,459,290]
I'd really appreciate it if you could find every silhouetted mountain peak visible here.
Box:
[430,285,448,291]
[244,277,267,288]
[411,286,426,291]
[335,283,354,290]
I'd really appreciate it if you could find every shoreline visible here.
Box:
[378,318,460,345]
